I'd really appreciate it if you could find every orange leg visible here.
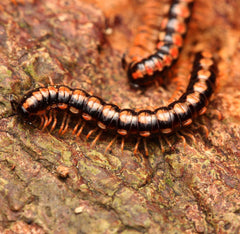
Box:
[158,136,165,153]
[39,115,44,129]
[72,120,81,135]
[164,136,172,149]
[202,124,209,138]
[181,130,196,144]
[86,127,98,140]
[211,109,223,121]
[133,137,141,155]
[104,135,118,154]
[143,138,149,156]
[121,137,125,155]
[196,123,209,138]
[59,112,67,134]
[61,114,70,135]
[47,111,53,126]
[49,76,54,85]
[199,107,207,116]
[91,131,103,147]
[36,81,45,88]
[176,132,186,149]
[76,122,86,137]
[50,112,57,132]
[42,114,49,131]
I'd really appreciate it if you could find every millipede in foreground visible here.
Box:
[11,52,218,155]
[123,0,194,87]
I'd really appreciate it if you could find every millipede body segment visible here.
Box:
[11,52,217,141]
[123,0,194,87]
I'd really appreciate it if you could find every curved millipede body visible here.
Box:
[11,52,217,150]
[123,0,194,87]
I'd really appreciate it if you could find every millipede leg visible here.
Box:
[42,114,49,131]
[181,130,196,144]
[50,112,57,132]
[36,82,45,88]
[39,115,44,129]
[164,136,172,149]
[207,109,223,121]
[72,120,81,135]
[59,112,67,134]
[121,137,125,155]
[86,127,98,140]
[134,137,141,155]
[91,131,103,147]
[104,135,118,154]
[76,122,86,137]
[176,132,186,148]
[158,136,165,153]
[198,124,209,138]
[143,138,149,156]
[199,107,207,116]
[61,114,70,135]
[213,109,223,121]
[47,111,53,126]
[49,76,54,85]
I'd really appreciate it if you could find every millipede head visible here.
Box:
[9,94,29,118]
[9,94,19,113]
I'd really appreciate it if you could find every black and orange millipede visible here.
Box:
[10,0,219,156]
[123,0,194,87]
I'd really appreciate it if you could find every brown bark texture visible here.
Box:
[0,0,240,233]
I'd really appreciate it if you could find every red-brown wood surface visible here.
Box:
[0,0,239,233]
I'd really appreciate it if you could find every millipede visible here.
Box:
[123,0,194,87]
[10,51,218,155]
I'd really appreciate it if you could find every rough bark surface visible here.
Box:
[0,0,240,233]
